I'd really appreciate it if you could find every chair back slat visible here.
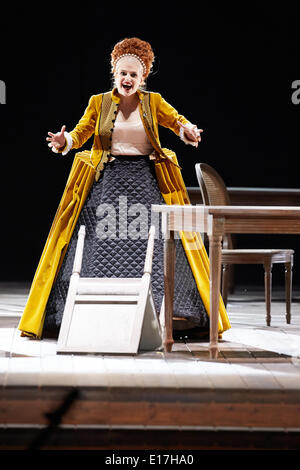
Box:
[195,163,233,249]
[195,163,231,206]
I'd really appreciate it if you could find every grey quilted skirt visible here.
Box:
[43,155,209,336]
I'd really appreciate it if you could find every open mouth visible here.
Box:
[122,83,132,91]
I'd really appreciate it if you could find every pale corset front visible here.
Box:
[111,117,154,156]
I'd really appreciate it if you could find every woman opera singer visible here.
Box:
[18,37,230,340]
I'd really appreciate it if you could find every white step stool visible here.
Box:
[57,225,163,354]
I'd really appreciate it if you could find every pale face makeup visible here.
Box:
[114,57,144,97]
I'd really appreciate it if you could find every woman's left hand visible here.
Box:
[177,121,203,147]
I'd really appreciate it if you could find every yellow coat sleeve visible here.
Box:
[69,94,100,149]
[152,93,190,136]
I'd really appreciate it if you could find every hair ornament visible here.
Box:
[114,53,147,75]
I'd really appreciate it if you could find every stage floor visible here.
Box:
[1,282,300,450]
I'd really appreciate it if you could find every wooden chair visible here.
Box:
[195,163,294,326]
[57,225,163,354]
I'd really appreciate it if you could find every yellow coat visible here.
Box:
[18,88,230,338]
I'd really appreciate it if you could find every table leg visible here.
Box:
[264,260,272,327]
[209,233,223,359]
[285,259,293,324]
[164,230,175,352]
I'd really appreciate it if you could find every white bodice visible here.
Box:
[111,117,154,156]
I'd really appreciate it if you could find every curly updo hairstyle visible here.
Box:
[111,37,155,80]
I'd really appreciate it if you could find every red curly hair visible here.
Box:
[111,37,155,78]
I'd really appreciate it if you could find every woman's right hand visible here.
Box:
[46,125,66,150]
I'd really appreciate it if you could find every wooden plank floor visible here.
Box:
[1,282,300,450]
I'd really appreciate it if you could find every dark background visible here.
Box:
[0,2,299,287]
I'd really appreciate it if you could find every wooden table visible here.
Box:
[152,204,300,359]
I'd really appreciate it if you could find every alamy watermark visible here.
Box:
[96,196,156,241]
[0,80,6,104]
[95,195,206,251]
[291,80,300,105]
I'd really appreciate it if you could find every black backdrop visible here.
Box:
[1,3,299,286]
